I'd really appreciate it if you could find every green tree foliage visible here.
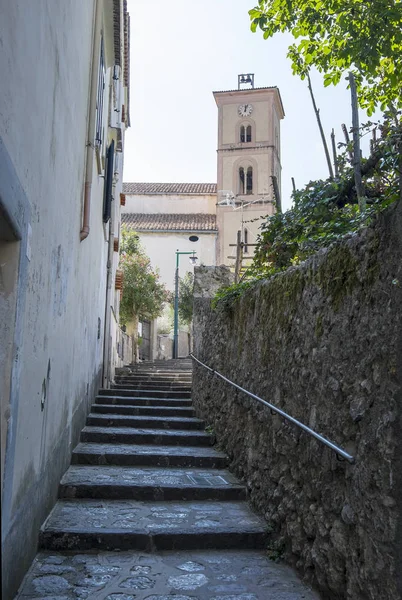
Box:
[249,0,402,114]
[119,227,168,325]
[178,272,194,326]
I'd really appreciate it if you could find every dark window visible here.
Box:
[239,167,245,194]
[246,167,253,194]
[246,125,252,142]
[103,140,115,223]
[95,37,105,146]
[240,125,245,143]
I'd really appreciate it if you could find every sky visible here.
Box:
[123,0,374,211]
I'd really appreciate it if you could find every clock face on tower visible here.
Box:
[238,103,253,117]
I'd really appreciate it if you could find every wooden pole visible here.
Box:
[331,129,339,178]
[271,175,282,212]
[234,230,242,284]
[348,72,366,210]
[307,72,334,180]
[291,177,296,194]
[341,124,354,160]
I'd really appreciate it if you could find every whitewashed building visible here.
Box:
[0,1,130,597]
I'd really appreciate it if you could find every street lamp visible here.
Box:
[173,250,198,359]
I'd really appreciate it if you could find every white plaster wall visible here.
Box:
[0,6,129,595]
[137,232,217,292]
[123,193,217,214]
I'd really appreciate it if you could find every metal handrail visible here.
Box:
[190,353,355,464]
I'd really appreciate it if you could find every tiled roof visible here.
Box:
[113,0,121,66]
[122,182,217,195]
[122,213,217,232]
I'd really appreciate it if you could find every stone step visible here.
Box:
[120,371,192,378]
[72,442,229,468]
[113,380,192,389]
[91,403,196,417]
[95,395,193,407]
[102,388,192,398]
[121,366,192,373]
[39,499,268,551]
[81,426,213,446]
[15,549,320,600]
[125,370,192,375]
[115,371,193,378]
[59,466,245,501]
[86,413,204,430]
[112,384,192,393]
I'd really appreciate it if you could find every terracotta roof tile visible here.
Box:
[113,0,121,66]
[122,182,217,195]
[122,213,217,232]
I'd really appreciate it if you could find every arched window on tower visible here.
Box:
[240,126,245,143]
[246,167,253,194]
[239,167,245,194]
[246,125,252,142]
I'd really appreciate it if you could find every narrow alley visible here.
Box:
[15,360,318,599]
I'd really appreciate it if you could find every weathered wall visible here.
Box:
[192,202,402,600]
[0,1,127,597]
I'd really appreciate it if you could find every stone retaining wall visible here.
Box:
[192,202,402,600]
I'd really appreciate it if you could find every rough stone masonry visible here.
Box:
[192,201,402,600]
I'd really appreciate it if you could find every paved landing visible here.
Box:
[16,549,320,599]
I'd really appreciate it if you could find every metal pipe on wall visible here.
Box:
[80,0,99,242]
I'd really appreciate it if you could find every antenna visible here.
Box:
[217,190,236,208]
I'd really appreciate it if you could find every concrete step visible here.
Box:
[72,442,229,468]
[86,413,205,430]
[81,426,214,446]
[95,395,193,407]
[91,403,196,417]
[59,466,245,501]
[103,388,192,398]
[39,499,267,551]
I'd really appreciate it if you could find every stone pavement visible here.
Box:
[14,359,319,599]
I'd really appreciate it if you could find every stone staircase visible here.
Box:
[15,359,319,599]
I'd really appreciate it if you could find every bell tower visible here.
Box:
[213,74,285,266]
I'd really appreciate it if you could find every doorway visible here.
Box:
[0,207,20,496]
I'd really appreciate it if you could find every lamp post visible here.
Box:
[173,250,197,359]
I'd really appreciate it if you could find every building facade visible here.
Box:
[214,81,285,264]
[122,78,284,285]
[0,1,130,597]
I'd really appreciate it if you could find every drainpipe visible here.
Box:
[80,0,100,242]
